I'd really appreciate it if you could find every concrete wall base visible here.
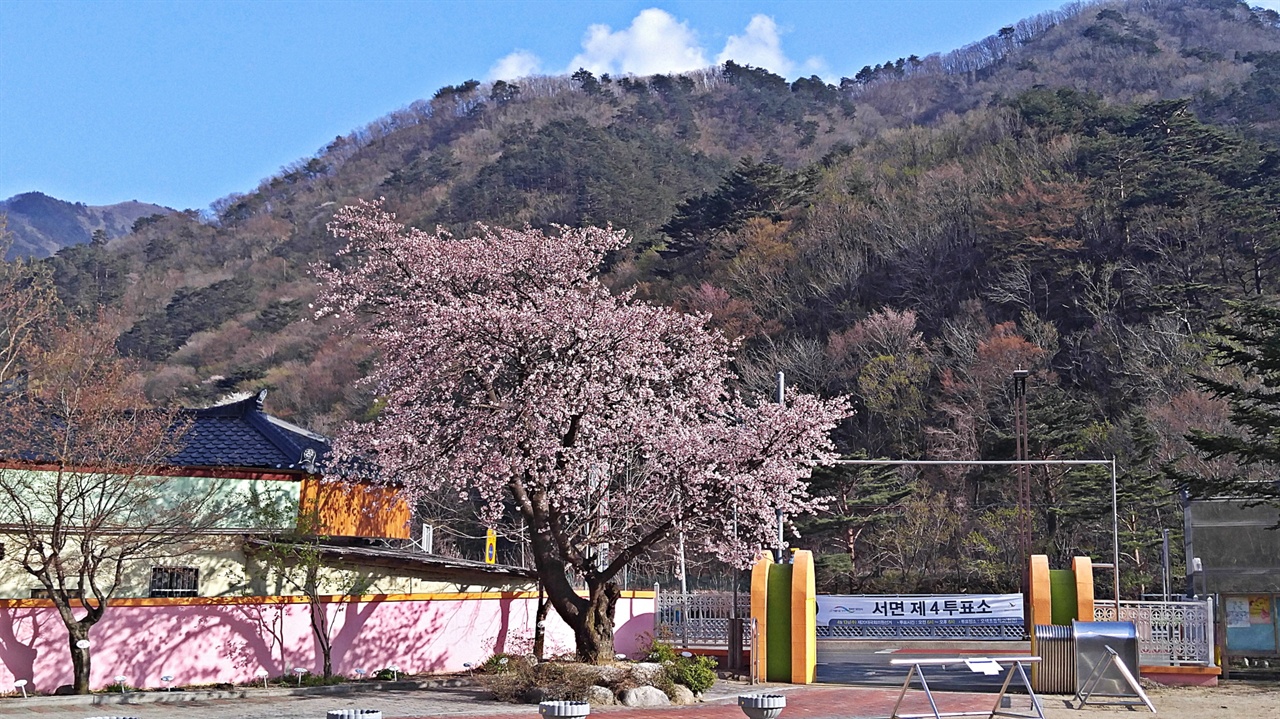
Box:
[1140,665,1221,686]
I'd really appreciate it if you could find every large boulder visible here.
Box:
[586,685,616,706]
[668,684,696,705]
[621,685,670,707]
[628,662,665,685]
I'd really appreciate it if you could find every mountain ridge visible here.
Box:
[0,191,172,259]
[39,0,1276,428]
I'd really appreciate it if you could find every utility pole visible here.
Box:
[1012,369,1031,586]
[1161,528,1171,602]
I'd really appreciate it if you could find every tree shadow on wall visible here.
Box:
[99,603,288,689]
[0,605,43,686]
[327,594,448,675]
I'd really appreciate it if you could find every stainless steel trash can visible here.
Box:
[1031,624,1075,693]
[1072,620,1140,697]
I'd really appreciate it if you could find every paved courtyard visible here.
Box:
[0,682,1011,719]
[6,680,1276,718]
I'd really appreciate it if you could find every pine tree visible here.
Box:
[799,456,913,593]
[1178,300,1280,506]
[660,157,814,260]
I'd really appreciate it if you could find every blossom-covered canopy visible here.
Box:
[316,201,848,573]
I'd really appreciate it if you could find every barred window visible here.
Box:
[149,567,199,598]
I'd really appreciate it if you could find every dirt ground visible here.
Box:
[1039,681,1280,718]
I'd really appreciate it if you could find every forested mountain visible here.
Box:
[22,0,1280,593]
[0,192,171,259]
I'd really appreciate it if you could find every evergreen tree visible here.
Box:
[1178,300,1280,507]
[799,457,913,593]
[660,157,814,260]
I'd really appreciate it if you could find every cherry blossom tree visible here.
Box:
[315,201,848,662]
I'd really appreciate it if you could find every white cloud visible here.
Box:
[489,50,542,81]
[716,15,795,76]
[567,8,708,76]
[800,56,831,79]
[1252,1,1280,10]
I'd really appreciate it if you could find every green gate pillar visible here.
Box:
[750,551,773,681]
[766,561,792,681]
[749,549,817,684]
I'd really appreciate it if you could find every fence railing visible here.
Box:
[1094,598,1214,666]
[815,621,1024,640]
[654,588,751,647]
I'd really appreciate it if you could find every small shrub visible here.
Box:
[479,656,535,702]
[302,673,344,687]
[643,637,717,693]
[667,654,717,693]
[651,668,677,699]
[92,683,139,694]
[643,637,679,663]
[530,662,597,702]
[482,652,519,674]
[480,658,596,704]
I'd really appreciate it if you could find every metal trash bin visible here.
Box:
[1073,621,1140,697]
[1031,624,1075,693]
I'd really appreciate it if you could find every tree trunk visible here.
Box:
[572,580,621,663]
[305,568,333,678]
[532,582,550,660]
[68,623,91,694]
[517,480,669,664]
[309,597,333,678]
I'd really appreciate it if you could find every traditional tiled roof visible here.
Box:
[170,390,329,472]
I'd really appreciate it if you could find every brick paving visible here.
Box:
[0,683,1040,719]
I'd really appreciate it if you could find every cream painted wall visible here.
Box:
[0,533,532,599]
[0,534,248,599]
[0,470,301,530]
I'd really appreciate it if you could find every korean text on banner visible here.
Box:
[816,594,1024,627]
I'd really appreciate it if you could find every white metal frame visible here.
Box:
[832,458,1122,613]
[1073,646,1156,712]
[888,656,1045,719]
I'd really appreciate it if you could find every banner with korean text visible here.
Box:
[816,594,1023,628]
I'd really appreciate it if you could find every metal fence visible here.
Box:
[654,588,751,647]
[1094,598,1214,666]
[815,621,1024,640]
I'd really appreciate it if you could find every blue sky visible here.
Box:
[2,0,1273,211]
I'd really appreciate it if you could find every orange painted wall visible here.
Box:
[1071,556,1095,622]
[790,550,817,684]
[299,478,411,539]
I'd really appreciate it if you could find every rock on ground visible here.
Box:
[586,685,616,706]
[621,685,670,707]
[667,685,696,705]
[585,661,663,686]
[627,662,665,685]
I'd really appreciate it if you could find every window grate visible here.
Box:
[150,567,199,598]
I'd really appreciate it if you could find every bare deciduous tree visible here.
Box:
[0,276,225,692]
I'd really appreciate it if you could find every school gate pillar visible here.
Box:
[749,550,817,684]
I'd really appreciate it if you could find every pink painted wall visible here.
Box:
[0,594,655,693]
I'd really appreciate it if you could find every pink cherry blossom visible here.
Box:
[315,200,849,661]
